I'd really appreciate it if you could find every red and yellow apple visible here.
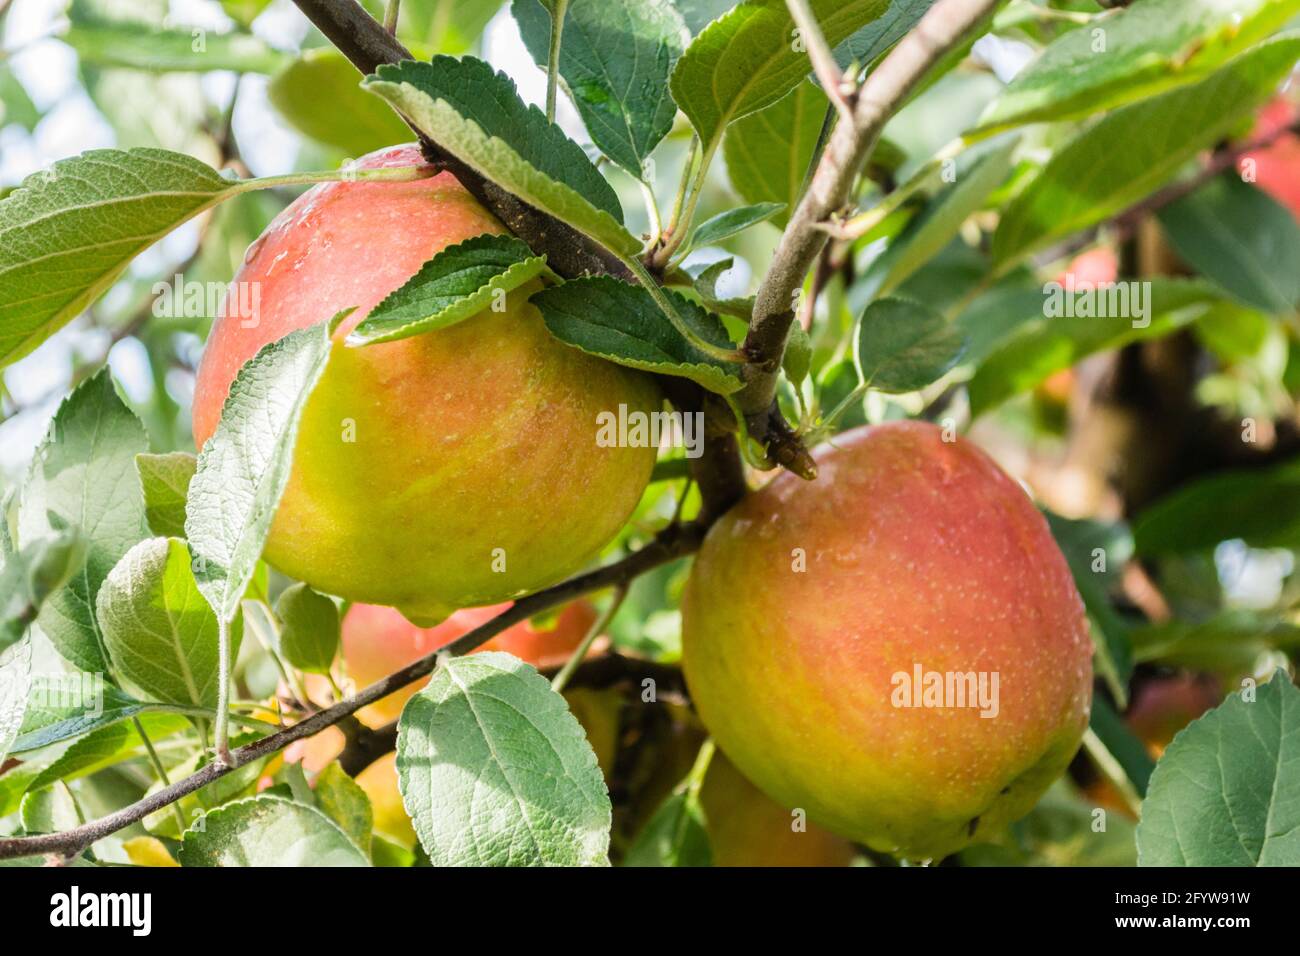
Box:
[193,144,659,624]
[682,421,1093,860]
[1243,97,1300,219]
[700,751,856,867]
[340,599,600,728]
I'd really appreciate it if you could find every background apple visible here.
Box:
[682,421,1093,860]
[192,144,660,624]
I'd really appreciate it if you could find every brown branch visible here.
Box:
[0,522,705,862]
[736,0,1002,434]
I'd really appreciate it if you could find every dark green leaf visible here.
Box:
[1089,695,1155,801]
[275,583,340,675]
[313,763,374,855]
[532,276,742,394]
[833,0,933,71]
[624,789,711,866]
[689,201,785,250]
[513,0,687,175]
[1137,673,1300,866]
[0,532,88,655]
[363,56,637,255]
[11,678,147,754]
[976,0,1300,134]
[992,36,1300,266]
[1133,455,1300,555]
[723,79,827,229]
[347,234,548,346]
[855,297,965,392]
[1158,174,1300,314]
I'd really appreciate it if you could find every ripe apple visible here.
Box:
[700,750,856,867]
[1242,98,1300,218]
[1125,673,1221,757]
[682,421,1093,860]
[192,144,660,624]
[340,599,600,728]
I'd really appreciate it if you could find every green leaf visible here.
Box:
[187,321,335,623]
[268,50,411,157]
[723,79,827,228]
[179,794,372,866]
[0,532,87,656]
[135,451,196,539]
[513,0,687,176]
[833,0,932,70]
[347,234,548,346]
[1133,455,1300,555]
[688,201,785,250]
[21,785,81,835]
[1088,694,1154,802]
[859,140,1016,301]
[674,0,737,34]
[1157,174,1300,315]
[402,0,506,52]
[975,0,1300,135]
[0,637,32,767]
[12,678,147,754]
[782,322,812,388]
[17,370,149,671]
[968,279,1218,415]
[396,652,611,866]
[1131,611,1300,678]
[62,21,291,74]
[220,0,273,28]
[313,763,374,855]
[27,712,191,795]
[0,67,40,132]
[363,56,638,255]
[0,148,234,366]
[992,35,1300,266]
[1137,673,1300,866]
[532,276,742,394]
[624,789,712,866]
[687,258,754,318]
[96,537,242,709]
[275,583,339,675]
[1046,513,1134,705]
[854,297,965,393]
[671,0,891,165]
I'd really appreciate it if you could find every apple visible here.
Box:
[339,599,600,728]
[699,750,856,867]
[1125,673,1221,757]
[1242,97,1300,219]
[681,421,1093,860]
[192,144,660,624]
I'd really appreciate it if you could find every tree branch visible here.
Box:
[736,0,1001,432]
[0,522,705,862]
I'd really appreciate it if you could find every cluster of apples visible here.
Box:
[195,146,1094,862]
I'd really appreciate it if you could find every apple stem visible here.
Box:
[382,0,399,34]
[684,738,716,797]
[545,0,569,124]
[551,584,628,694]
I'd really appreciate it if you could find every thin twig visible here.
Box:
[736,0,1000,436]
[786,0,854,119]
[0,522,705,861]
[545,0,570,124]
[551,584,628,693]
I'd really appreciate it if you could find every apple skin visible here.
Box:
[681,421,1093,860]
[700,751,856,867]
[192,144,659,623]
[1125,673,1221,757]
[341,600,599,728]
[1244,98,1300,219]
